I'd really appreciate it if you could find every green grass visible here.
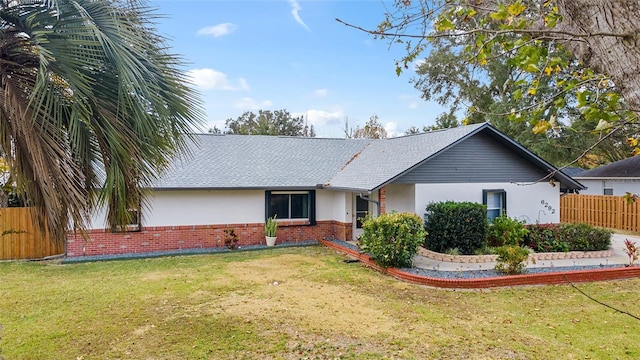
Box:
[1,246,640,359]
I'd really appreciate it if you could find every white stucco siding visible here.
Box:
[415,182,560,224]
[150,189,349,226]
[86,189,264,229]
[576,179,640,196]
[316,190,349,222]
[87,206,109,230]
[144,190,264,226]
[385,184,416,214]
[87,189,350,230]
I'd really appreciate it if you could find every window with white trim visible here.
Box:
[483,189,506,223]
[603,188,613,196]
[265,190,315,223]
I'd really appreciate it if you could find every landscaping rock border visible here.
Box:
[417,247,615,263]
[320,239,639,289]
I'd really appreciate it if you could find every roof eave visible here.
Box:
[573,177,640,180]
[321,185,373,193]
[150,185,320,191]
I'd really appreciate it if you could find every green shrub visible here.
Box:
[523,223,569,253]
[557,223,612,251]
[473,246,497,255]
[494,245,532,275]
[359,212,427,268]
[445,248,461,256]
[423,201,488,255]
[487,215,529,247]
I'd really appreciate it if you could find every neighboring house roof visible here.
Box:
[573,156,640,179]
[559,167,586,177]
[152,123,584,191]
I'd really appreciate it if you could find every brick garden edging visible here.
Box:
[417,247,615,264]
[319,239,640,289]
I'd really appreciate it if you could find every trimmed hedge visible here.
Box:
[524,223,612,252]
[359,212,427,268]
[423,201,488,255]
[557,223,612,251]
[523,223,568,252]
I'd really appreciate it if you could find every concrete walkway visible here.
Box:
[412,233,640,272]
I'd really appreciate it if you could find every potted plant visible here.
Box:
[265,215,278,246]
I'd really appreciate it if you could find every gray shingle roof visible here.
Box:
[153,135,371,189]
[326,123,485,190]
[560,167,586,177]
[152,123,583,191]
[574,156,640,178]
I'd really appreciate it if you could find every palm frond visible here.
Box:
[0,0,204,246]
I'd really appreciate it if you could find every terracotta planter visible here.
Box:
[265,236,277,246]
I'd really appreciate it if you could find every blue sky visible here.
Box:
[150,0,444,137]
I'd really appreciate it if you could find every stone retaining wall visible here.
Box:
[418,247,615,263]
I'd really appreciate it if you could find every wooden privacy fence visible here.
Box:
[0,207,64,260]
[561,194,640,232]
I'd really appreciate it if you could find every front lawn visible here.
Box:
[1,246,639,359]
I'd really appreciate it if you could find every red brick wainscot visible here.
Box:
[66,220,351,257]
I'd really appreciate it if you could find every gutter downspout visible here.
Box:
[358,193,380,217]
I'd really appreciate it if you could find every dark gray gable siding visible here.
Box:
[394,132,546,184]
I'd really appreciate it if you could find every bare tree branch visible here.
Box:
[335,18,632,41]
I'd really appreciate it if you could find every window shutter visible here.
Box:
[265,191,272,220]
[309,190,316,225]
[502,191,507,215]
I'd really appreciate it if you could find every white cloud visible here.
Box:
[303,108,344,126]
[197,23,238,37]
[313,89,328,98]
[385,122,401,138]
[408,101,419,109]
[237,78,250,91]
[187,68,249,91]
[288,0,311,32]
[234,97,273,110]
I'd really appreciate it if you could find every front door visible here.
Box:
[353,195,369,240]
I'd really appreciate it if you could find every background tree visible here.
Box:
[411,34,633,166]
[338,0,640,163]
[208,126,222,134]
[353,115,388,139]
[225,109,315,137]
[0,0,203,245]
[343,117,355,138]
[405,113,460,135]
